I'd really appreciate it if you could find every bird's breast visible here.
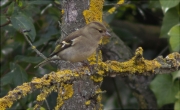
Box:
[59,41,98,62]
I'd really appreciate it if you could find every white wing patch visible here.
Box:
[62,41,70,48]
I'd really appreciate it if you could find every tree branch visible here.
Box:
[0,47,179,109]
[99,47,180,77]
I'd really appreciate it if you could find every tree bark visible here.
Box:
[60,0,158,109]
[60,0,102,109]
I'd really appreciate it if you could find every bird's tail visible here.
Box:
[34,58,53,68]
[34,57,62,68]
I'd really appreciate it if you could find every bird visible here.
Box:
[34,21,111,68]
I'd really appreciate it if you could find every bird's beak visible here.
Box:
[104,31,111,37]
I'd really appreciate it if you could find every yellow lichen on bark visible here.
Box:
[83,0,104,23]
[88,51,103,65]
[166,52,180,59]
[88,52,97,65]
[34,86,56,109]
[102,36,110,44]
[62,9,64,14]
[0,70,79,109]
[0,83,31,110]
[98,62,109,72]
[1,49,179,109]
[109,59,161,74]
[83,0,105,63]
[95,88,103,110]
[31,77,43,88]
[90,62,109,82]
[104,47,161,74]
[0,99,13,110]
[55,84,74,110]
[63,84,74,100]
[36,86,56,101]
[90,75,103,82]
[85,100,91,105]
[83,0,111,65]
[96,93,103,110]
[165,52,180,67]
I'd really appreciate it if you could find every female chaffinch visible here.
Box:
[35,21,110,68]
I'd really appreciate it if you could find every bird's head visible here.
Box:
[86,21,111,38]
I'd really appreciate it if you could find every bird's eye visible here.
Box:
[98,30,103,33]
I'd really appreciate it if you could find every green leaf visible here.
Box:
[1,71,14,86]
[28,0,52,5]
[33,25,59,47]
[159,0,180,13]
[175,99,180,110]
[150,74,179,107]
[168,24,180,52]
[0,88,8,97]
[112,27,139,44]
[0,15,7,25]
[16,0,23,7]
[21,5,41,17]
[27,107,46,110]
[15,55,43,63]
[54,0,60,5]
[7,2,14,16]
[160,7,179,38]
[172,71,180,81]
[175,91,180,110]
[10,12,36,41]
[1,42,20,55]
[1,63,28,86]
[175,91,180,99]
[149,0,161,9]
[9,63,28,86]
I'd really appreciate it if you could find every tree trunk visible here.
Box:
[60,0,158,109]
[59,0,102,109]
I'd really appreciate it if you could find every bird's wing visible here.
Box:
[49,30,83,57]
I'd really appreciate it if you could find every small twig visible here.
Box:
[22,29,47,59]
[25,38,57,71]
[104,1,130,6]
[0,19,11,27]
[104,3,117,6]
[25,64,32,71]
[112,78,124,109]
[44,99,50,110]
[40,38,57,53]
[39,89,50,110]
[58,21,68,36]
[157,46,168,57]
[53,1,61,10]
[104,0,130,18]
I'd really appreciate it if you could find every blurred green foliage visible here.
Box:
[0,0,179,109]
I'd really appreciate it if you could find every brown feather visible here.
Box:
[35,21,110,68]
